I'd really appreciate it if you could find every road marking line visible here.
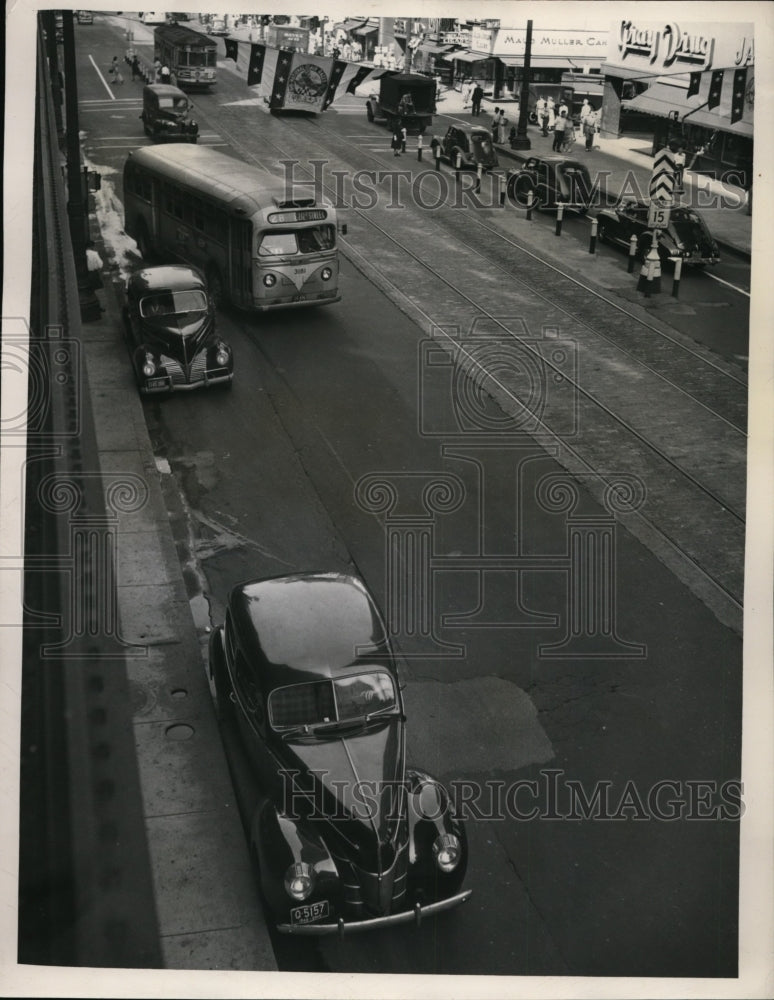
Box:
[89,54,115,99]
[704,272,750,298]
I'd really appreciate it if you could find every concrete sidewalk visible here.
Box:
[81,233,277,970]
[431,85,752,259]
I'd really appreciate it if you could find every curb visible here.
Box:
[82,231,278,970]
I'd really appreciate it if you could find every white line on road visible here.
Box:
[704,272,750,298]
[89,54,115,100]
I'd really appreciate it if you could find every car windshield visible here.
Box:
[158,97,188,111]
[140,288,207,318]
[269,670,397,731]
[257,226,335,257]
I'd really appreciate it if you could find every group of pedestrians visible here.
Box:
[461,79,485,116]
[110,53,173,85]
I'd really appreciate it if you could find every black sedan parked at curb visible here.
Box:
[123,265,233,393]
[595,198,721,265]
[208,572,471,935]
[506,155,594,212]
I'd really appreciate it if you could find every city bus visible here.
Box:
[154,22,217,90]
[123,145,341,311]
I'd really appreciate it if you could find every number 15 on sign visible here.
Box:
[647,203,672,229]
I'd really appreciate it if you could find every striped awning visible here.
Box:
[352,19,379,35]
[442,50,491,64]
[624,81,753,136]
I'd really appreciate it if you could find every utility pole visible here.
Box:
[511,19,532,150]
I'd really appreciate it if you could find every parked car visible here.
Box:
[596,199,721,265]
[140,84,199,143]
[140,12,165,24]
[209,571,472,935]
[366,73,436,134]
[506,155,594,213]
[434,124,498,170]
[207,17,228,35]
[123,265,233,393]
[76,10,94,24]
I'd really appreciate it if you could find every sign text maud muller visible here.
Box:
[618,20,715,69]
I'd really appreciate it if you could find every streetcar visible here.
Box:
[153,21,217,91]
[123,145,341,311]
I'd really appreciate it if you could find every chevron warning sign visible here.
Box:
[649,147,676,203]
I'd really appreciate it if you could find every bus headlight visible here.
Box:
[263,274,277,287]
[320,267,333,282]
[215,344,230,367]
[142,355,156,377]
[432,833,461,873]
[284,862,315,901]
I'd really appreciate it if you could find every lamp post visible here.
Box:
[511,19,533,150]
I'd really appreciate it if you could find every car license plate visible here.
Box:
[290,900,329,925]
[146,378,168,389]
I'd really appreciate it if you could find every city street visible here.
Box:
[17,10,754,981]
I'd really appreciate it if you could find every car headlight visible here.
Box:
[320,267,332,281]
[142,355,156,377]
[433,833,461,873]
[263,274,276,287]
[284,862,315,901]
[189,120,198,129]
[215,344,230,367]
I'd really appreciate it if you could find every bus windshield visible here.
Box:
[257,225,336,257]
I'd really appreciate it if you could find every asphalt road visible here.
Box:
[76,15,743,977]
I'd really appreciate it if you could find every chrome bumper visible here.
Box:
[277,889,472,936]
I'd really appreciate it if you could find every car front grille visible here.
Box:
[160,352,207,386]
[332,837,409,917]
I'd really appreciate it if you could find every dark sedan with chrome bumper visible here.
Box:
[596,198,721,265]
[123,265,233,393]
[209,572,471,935]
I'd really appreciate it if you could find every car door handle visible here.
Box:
[229,692,237,704]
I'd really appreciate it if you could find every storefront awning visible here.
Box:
[624,82,753,136]
[442,50,491,64]
[497,55,601,70]
[336,18,367,33]
[418,42,455,56]
[352,20,379,35]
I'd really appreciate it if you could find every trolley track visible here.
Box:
[146,96,747,624]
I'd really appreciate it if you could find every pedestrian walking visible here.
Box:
[552,109,568,151]
[131,54,141,81]
[160,64,171,84]
[546,96,556,131]
[496,110,507,145]
[491,107,500,142]
[583,111,597,151]
[154,57,161,82]
[471,83,484,117]
[462,78,473,109]
[672,141,686,191]
[391,125,402,157]
[579,98,591,125]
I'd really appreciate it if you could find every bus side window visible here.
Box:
[188,196,204,230]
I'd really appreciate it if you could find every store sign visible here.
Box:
[618,20,714,68]
[492,28,609,59]
[611,20,754,73]
[471,27,493,53]
[441,30,471,46]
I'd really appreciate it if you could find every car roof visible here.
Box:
[229,572,394,688]
[144,84,188,99]
[128,265,206,293]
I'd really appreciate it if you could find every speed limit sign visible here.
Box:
[648,203,672,229]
